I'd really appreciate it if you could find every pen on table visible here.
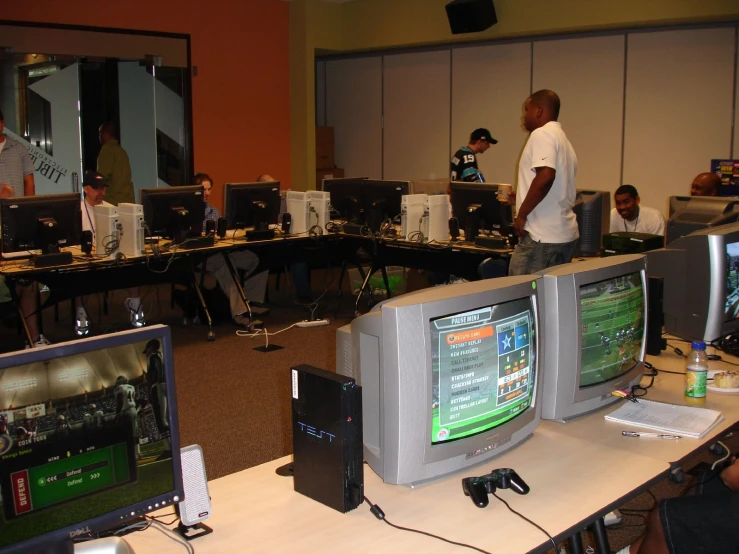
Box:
[622,431,681,439]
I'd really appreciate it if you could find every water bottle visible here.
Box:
[684,340,709,403]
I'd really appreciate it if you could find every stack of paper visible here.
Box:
[605,399,724,438]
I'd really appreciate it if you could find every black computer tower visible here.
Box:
[291,364,363,513]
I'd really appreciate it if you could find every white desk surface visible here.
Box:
[542,349,739,465]
[126,431,665,553]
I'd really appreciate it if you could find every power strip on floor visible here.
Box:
[296,319,329,328]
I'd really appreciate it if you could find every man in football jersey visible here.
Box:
[115,375,140,457]
[450,128,498,182]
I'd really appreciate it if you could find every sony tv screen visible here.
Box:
[725,241,739,320]
[579,272,645,388]
[0,336,175,549]
[430,297,536,445]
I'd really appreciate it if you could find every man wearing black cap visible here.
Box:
[76,170,145,335]
[450,128,497,182]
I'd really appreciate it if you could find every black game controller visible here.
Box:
[462,468,530,508]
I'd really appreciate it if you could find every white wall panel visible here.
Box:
[452,42,531,186]
[623,28,735,215]
[326,56,382,179]
[533,35,625,197]
[383,50,450,181]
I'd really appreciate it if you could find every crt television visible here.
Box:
[0,193,82,254]
[449,181,513,241]
[0,324,182,554]
[223,181,281,230]
[665,196,739,244]
[140,185,205,242]
[537,255,648,421]
[337,276,541,486]
[647,222,739,342]
[572,189,610,257]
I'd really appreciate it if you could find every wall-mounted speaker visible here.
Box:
[445,0,497,34]
[176,444,213,540]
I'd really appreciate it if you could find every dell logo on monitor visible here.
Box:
[69,526,91,538]
[297,422,335,442]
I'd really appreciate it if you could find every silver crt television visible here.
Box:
[537,255,648,421]
[337,276,541,487]
[647,222,739,342]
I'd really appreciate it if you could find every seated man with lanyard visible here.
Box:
[77,170,145,335]
[195,173,269,328]
[609,184,665,236]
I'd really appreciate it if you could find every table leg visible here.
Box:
[189,258,215,341]
[568,532,584,554]
[590,517,611,554]
[221,252,254,329]
[379,265,392,299]
[9,280,34,347]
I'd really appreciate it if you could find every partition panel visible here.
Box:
[533,35,625,196]
[383,50,450,182]
[623,28,735,214]
[452,42,531,187]
[316,61,326,127]
[326,56,382,179]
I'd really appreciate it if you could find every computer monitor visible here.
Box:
[573,189,610,257]
[647,222,739,342]
[140,186,205,242]
[0,325,183,554]
[410,178,450,196]
[320,178,366,222]
[337,276,541,486]
[449,181,513,241]
[536,255,647,421]
[668,195,691,218]
[665,196,739,244]
[0,193,81,261]
[223,181,281,230]
[360,180,410,231]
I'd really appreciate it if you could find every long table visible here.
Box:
[124,350,739,554]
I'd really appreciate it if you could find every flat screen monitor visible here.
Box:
[140,186,205,242]
[223,181,281,230]
[665,196,739,244]
[337,276,541,486]
[319,178,366,222]
[360,179,410,231]
[0,193,81,255]
[573,189,610,257]
[0,325,183,554]
[537,255,647,421]
[647,222,739,342]
[449,181,512,241]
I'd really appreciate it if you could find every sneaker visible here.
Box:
[124,298,146,328]
[75,309,91,336]
[25,334,51,349]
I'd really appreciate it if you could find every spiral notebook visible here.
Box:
[605,399,724,438]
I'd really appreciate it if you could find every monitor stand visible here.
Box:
[74,537,135,553]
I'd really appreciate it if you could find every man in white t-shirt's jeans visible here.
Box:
[609,184,665,236]
[509,90,579,276]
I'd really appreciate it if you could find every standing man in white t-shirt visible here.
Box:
[609,184,665,236]
[509,90,579,276]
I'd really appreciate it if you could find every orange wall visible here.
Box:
[2,0,291,210]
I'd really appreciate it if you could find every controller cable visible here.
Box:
[490,492,557,551]
[363,496,492,554]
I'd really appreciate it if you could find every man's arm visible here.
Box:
[23,173,35,196]
[720,457,739,490]
[513,167,555,237]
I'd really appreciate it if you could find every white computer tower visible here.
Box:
[117,203,145,257]
[93,204,119,258]
[286,191,310,235]
[307,190,330,233]
[424,194,451,243]
[401,194,427,240]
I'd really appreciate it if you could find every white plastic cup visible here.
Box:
[497,184,512,202]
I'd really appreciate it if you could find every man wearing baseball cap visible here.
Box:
[76,169,145,335]
[450,128,497,183]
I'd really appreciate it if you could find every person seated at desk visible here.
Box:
[76,170,145,335]
[0,184,49,347]
[617,455,739,554]
[196,173,269,327]
[609,185,665,236]
[691,172,721,197]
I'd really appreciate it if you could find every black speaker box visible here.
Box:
[446,0,497,34]
[291,364,363,513]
